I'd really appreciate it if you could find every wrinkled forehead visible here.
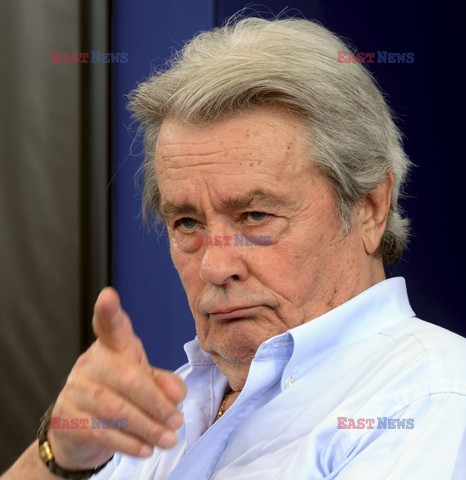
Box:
[154,106,312,177]
[151,108,331,226]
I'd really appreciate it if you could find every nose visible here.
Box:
[199,234,249,286]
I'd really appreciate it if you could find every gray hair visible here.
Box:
[128,16,411,264]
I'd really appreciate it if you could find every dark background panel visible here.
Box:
[0,0,82,471]
[313,2,463,335]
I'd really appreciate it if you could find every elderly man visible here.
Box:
[5,16,466,480]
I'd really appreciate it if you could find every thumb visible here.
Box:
[92,287,147,364]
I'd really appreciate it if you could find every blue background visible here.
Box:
[111,0,463,370]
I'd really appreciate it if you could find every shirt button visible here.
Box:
[284,377,294,389]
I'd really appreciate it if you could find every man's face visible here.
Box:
[156,106,367,389]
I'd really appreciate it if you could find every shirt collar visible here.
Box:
[184,277,415,370]
[283,276,416,373]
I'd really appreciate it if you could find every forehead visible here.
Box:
[155,106,309,175]
[155,107,320,221]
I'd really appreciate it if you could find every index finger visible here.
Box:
[92,287,146,364]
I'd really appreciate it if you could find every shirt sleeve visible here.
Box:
[331,392,466,479]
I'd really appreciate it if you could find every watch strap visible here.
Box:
[38,403,113,479]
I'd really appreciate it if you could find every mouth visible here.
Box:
[208,306,261,322]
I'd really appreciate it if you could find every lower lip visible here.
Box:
[208,307,260,321]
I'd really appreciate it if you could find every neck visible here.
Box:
[215,387,241,421]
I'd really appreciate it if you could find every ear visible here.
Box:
[359,171,393,256]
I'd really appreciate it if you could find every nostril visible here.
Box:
[198,246,248,285]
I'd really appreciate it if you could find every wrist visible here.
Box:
[38,403,113,479]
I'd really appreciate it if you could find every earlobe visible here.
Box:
[360,171,393,255]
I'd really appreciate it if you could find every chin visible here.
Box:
[209,349,253,390]
[198,318,283,366]
[201,333,263,367]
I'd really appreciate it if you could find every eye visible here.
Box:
[244,211,269,223]
[175,217,199,231]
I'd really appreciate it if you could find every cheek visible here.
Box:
[248,244,313,300]
[169,243,200,296]
[252,227,342,302]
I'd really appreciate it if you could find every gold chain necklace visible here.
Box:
[216,389,234,421]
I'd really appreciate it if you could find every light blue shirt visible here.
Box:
[95,278,466,479]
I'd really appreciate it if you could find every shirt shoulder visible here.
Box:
[378,316,466,395]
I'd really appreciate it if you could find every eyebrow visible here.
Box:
[160,189,286,221]
[225,189,284,210]
[159,202,198,220]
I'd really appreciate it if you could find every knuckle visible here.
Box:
[110,397,127,418]
[75,351,90,368]
[92,385,107,403]
[74,347,96,371]
[140,422,160,444]
[133,335,143,350]
[120,437,144,457]
[150,391,175,418]
[90,385,128,420]
[155,402,175,422]
[65,368,82,388]
[91,386,121,415]
[133,337,147,360]
[61,372,85,403]
[136,421,151,443]
[120,368,140,392]
[105,396,127,419]
[149,392,176,421]
[92,388,116,413]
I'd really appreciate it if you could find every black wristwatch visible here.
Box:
[38,403,113,479]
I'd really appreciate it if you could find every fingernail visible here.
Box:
[139,444,153,457]
[166,412,183,430]
[159,431,178,449]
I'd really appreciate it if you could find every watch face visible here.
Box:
[39,440,53,463]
